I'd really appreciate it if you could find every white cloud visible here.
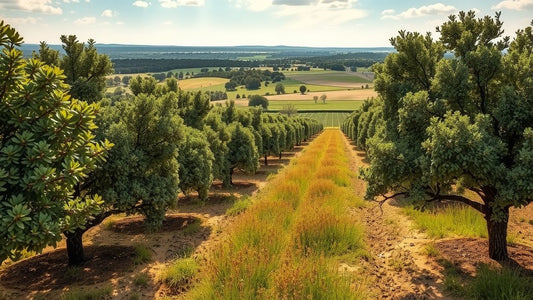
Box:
[159,0,205,8]
[133,1,151,7]
[381,3,456,20]
[492,0,533,10]
[277,2,366,28]
[63,0,80,3]
[74,16,96,24]
[101,9,118,17]
[0,0,63,14]
[1,16,39,25]
[230,0,272,11]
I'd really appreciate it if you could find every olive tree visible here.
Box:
[361,12,533,261]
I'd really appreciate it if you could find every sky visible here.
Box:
[1,0,532,47]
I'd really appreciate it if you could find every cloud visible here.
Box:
[492,0,533,10]
[1,16,40,25]
[277,2,366,28]
[381,3,456,20]
[230,0,272,11]
[133,1,151,7]
[63,0,80,3]
[0,0,62,14]
[74,16,96,24]
[159,0,205,8]
[101,9,118,17]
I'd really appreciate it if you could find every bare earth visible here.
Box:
[265,89,377,101]
[1,133,533,299]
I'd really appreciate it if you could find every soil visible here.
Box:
[1,134,533,299]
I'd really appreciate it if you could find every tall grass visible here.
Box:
[468,264,533,299]
[403,204,487,238]
[188,129,368,298]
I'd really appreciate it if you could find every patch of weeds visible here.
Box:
[133,272,150,287]
[388,257,406,272]
[507,233,518,246]
[183,219,202,236]
[59,284,113,300]
[519,217,526,223]
[423,242,440,257]
[528,219,533,226]
[226,196,252,216]
[468,264,533,300]
[129,292,140,300]
[133,245,152,265]
[438,259,467,297]
[159,257,199,289]
[63,266,84,281]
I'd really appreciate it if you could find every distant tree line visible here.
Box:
[112,58,261,73]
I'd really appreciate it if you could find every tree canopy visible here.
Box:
[0,21,111,263]
[342,12,533,261]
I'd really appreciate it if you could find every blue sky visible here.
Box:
[1,0,532,47]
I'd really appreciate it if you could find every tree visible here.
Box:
[320,94,327,103]
[313,95,318,103]
[0,22,110,264]
[130,75,157,96]
[245,76,261,90]
[166,77,178,93]
[178,128,214,201]
[227,123,259,185]
[122,75,131,85]
[360,11,533,261]
[32,41,59,66]
[80,92,183,265]
[275,83,285,95]
[58,35,113,103]
[248,95,269,109]
[299,85,307,94]
[225,81,238,91]
[281,104,298,117]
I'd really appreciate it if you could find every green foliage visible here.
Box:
[133,272,150,287]
[94,92,183,229]
[226,196,253,216]
[129,75,157,96]
[160,257,199,289]
[178,127,214,201]
[133,244,153,265]
[342,11,533,260]
[275,82,285,95]
[248,95,269,109]
[299,85,307,94]
[227,123,259,178]
[0,21,110,263]
[468,264,533,299]
[58,35,113,103]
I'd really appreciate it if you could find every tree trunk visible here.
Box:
[486,206,509,261]
[65,229,85,266]
[264,154,268,165]
[279,152,282,160]
[229,167,234,185]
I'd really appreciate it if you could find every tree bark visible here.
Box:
[65,229,85,265]
[279,152,282,160]
[486,206,509,261]
[264,154,268,165]
[229,167,234,186]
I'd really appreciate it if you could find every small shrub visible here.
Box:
[423,242,440,257]
[133,245,153,265]
[133,272,150,287]
[160,258,200,289]
[183,220,202,236]
[529,219,533,225]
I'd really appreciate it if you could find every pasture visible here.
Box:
[285,70,372,88]
[268,100,362,111]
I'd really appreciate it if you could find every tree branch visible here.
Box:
[426,191,485,213]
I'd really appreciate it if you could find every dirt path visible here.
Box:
[343,134,451,299]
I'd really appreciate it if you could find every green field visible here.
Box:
[187,78,345,99]
[285,70,372,84]
[268,100,362,111]
[297,112,351,127]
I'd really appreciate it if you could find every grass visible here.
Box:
[133,272,150,287]
[285,70,372,84]
[226,196,253,216]
[187,129,368,299]
[403,203,487,239]
[59,285,113,300]
[160,257,200,289]
[469,264,533,299]
[182,219,202,236]
[269,100,362,111]
[423,242,441,257]
[298,112,351,127]
[177,77,229,90]
[133,245,153,265]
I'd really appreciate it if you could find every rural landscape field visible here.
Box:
[1,1,533,299]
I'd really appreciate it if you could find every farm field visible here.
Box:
[285,70,373,88]
[268,99,362,111]
[298,112,351,127]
